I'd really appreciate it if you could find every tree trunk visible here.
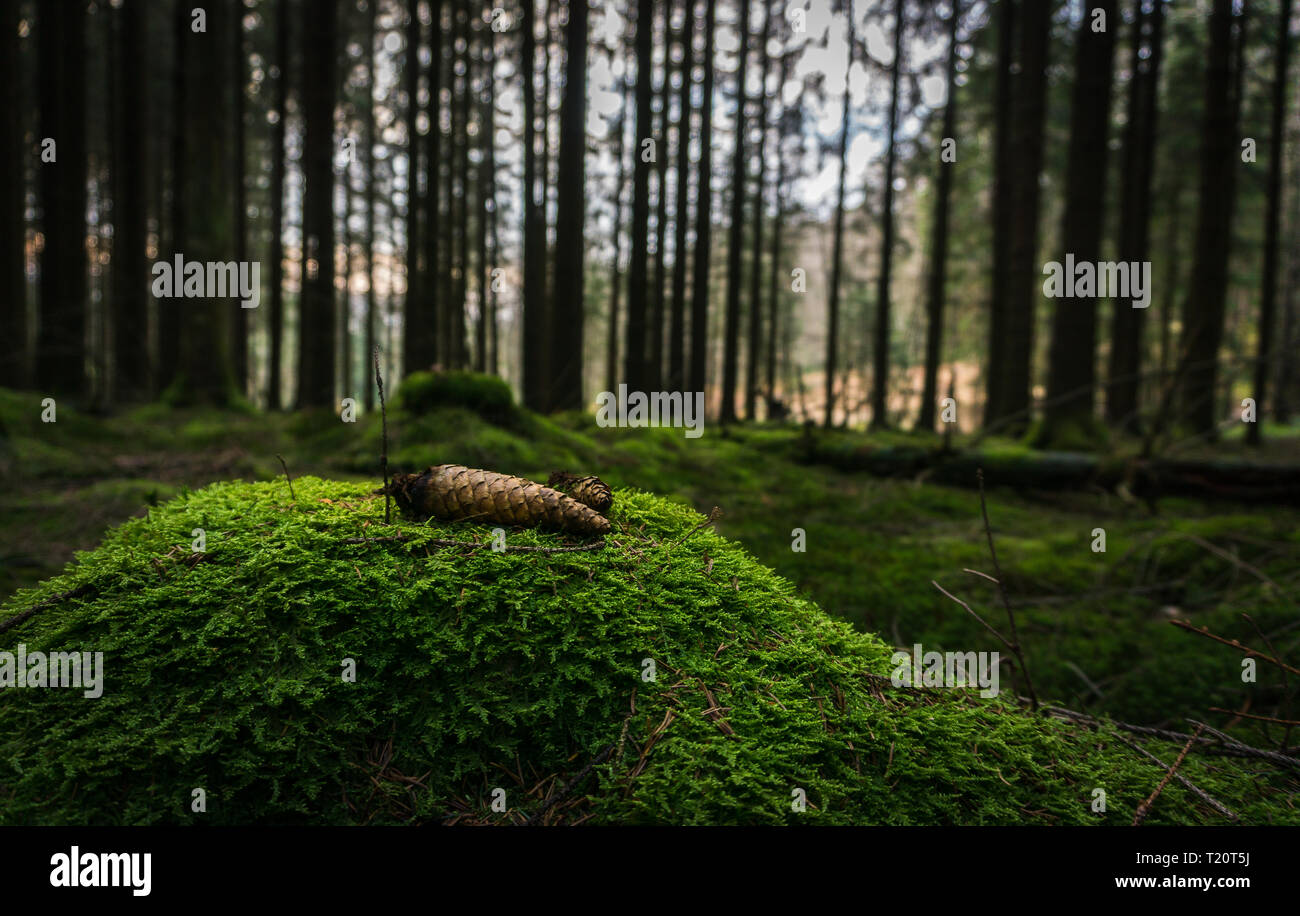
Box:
[1175,0,1244,436]
[230,5,248,397]
[625,0,656,394]
[649,3,670,392]
[983,0,1017,429]
[1040,0,1117,444]
[1106,0,1166,432]
[1246,0,1291,445]
[667,0,693,394]
[606,74,630,396]
[401,1,431,377]
[297,0,337,408]
[764,47,791,417]
[987,0,1050,434]
[451,1,470,370]
[522,0,550,409]
[744,0,770,420]
[688,0,717,396]
[267,0,289,409]
[870,0,904,429]
[364,0,377,409]
[918,0,961,432]
[824,0,853,429]
[36,0,88,398]
[720,0,750,423]
[552,0,589,410]
[109,0,149,401]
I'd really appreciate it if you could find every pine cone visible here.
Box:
[545,471,614,513]
[383,465,610,536]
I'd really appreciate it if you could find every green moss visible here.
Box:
[2,477,1294,825]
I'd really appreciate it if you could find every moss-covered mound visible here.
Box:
[1,477,1293,825]
[396,370,516,425]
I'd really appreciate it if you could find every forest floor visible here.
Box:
[2,386,1298,739]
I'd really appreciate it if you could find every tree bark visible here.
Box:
[824,0,853,429]
[1040,0,1117,444]
[625,0,656,393]
[744,0,770,420]
[870,0,905,429]
[688,0,717,395]
[552,0,589,410]
[720,0,750,423]
[918,0,961,432]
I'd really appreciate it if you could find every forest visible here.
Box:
[1,0,1299,833]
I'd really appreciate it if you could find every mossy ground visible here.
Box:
[3,476,1296,825]
[2,387,1299,823]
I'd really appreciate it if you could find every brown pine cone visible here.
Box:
[545,471,614,513]
[383,465,610,536]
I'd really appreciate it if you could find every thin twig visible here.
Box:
[1169,619,1300,677]
[0,583,95,635]
[1113,739,1238,823]
[276,454,296,503]
[1207,708,1300,727]
[976,469,1037,710]
[341,535,605,554]
[1128,727,1216,826]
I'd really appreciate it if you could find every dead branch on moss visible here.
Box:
[0,583,95,635]
[1113,732,1239,822]
[523,743,617,826]
[1132,725,1204,826]
[1207,708,1300,727]
[1169,619,1300,677]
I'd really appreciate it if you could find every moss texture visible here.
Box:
[2,477,1295,825]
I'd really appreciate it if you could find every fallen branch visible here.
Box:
[0,583,95,635]
[276,454,296,503]
[341,535,606,554]
[1169,619,1300,677]
[1132,725,1204,826]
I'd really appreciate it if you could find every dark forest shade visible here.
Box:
[296,0,336,408]
[550,0,589,411]
[36,0,88,398]
[1,0,26,389]
[267,0,289,410]
[1040,0,1117,444]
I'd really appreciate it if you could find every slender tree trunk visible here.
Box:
[230,6,248,397]
[402,1,431,376]
[267,0,289,408]
[1040,0,1117,444]
[988,0,1050,434]
[451,1,470,370]
[744,0,770,420]
[1175,0,1244,436]
[1246,0,1292,445]
[667,0,694,393]
[364,0,377,409]
[606,75,630,395]
[475,20,493,374]
[764,48,790,416]
[688,0,716,395]
[869,0,904,428]
[649,3,670,392]
[552,0,589,410]
[720,0,750,423]
[429,0,448,370]
[297,0,337,408]
[109,0,149,400]
[625,0,655,393]
[918,0,960,432]
[824,1,853,429]
[1106,0,1166,432]
[36,0,88,398]
[522,0,550,408]
[984,0,1017,428]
